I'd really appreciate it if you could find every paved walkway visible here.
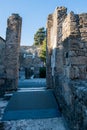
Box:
[0,78,69,130]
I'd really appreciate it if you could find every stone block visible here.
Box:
[62,82,72,106]
[70,56,87,65]
[69,51,77,57]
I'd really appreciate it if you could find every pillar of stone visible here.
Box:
[46,14,53,88]
[5,14,22,90]
[46,7,67,88]
[0,37,5,96]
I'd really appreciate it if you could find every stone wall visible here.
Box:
[0,37,5,96]
[5,14,22,90]
[19,45,44,78]
[47,7,87,130]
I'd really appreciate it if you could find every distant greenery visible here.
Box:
[39,67,46,78]
[34,27,46,45]
[34,27,46,63]
[39,38,46,63]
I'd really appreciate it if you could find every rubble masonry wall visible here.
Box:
[47,7,87,130]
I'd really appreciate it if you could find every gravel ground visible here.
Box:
[3,118,67,130]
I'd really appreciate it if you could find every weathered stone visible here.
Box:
[79,42,85,48]
[70,56,87,65]
[47,6,87,130]
[5,14,22,90]
[19,45,44,78]
[0,37,5,96]
[69,51,77,57]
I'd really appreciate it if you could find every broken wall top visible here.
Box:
[47,6,87,47]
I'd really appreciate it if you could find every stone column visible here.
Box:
[46,7,67,89]
[5,14,22,90]
[0,37,5,96]
[46,14,53,88]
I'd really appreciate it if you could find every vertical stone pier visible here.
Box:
[46,7,67,88]
[5,14,22,90]
[46,14,53,88]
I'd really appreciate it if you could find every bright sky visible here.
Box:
[0,0,87,46]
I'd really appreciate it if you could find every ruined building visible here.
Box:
[46,7,87,130]
[19,45,44,78]
[0,14,22,95]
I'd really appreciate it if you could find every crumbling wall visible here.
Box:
[47,7,87,130]
[5,14,22,90]
[0,37,5,96]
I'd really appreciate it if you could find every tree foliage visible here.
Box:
[34,27,46,45]
[39,38,46,63]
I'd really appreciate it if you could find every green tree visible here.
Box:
[39,38,46,63]
[34,27,46,45]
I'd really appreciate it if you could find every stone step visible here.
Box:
[18,87,46,92]
[18,79,46,88]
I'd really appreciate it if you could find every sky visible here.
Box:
[0,0,87,46]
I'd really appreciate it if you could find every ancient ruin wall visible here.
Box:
[0,37,5,77]
[5,14,22,90]
[0,37,5,96]
[47,7,87,130]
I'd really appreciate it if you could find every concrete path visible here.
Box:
[1,78,69,130]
